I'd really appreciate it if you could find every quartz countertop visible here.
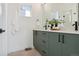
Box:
[33,29,79,34]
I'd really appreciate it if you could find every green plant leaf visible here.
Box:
[48,19,64,24]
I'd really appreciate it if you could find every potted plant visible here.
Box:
[48,19,64,30]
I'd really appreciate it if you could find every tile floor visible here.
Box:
[8,48,41,56]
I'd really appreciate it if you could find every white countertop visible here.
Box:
[33,29,79,34]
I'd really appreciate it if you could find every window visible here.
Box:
[20,4,32,17]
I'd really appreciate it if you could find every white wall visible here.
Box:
[7,3,43,54]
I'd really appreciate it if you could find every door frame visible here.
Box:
[0,3,8,56]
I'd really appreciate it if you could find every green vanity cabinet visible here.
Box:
[33,30,79,56]
[48,32,62,56]
[61,33,79,56]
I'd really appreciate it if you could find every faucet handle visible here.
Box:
[72,24,75,26]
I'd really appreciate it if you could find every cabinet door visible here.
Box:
[62,33,79,56]
[48,32,62,56]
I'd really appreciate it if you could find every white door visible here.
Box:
[0,4,7,56]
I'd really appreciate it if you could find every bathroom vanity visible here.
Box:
[33,3,79,56]
[33,29,79,56]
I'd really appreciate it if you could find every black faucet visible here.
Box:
[72,21,78,31]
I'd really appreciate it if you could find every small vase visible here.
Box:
[55,23,58,27]
[51,24,54,30]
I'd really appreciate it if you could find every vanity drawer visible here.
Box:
[40,49,48,56]
[34,40,48,56]
[37,38,48,48]
[38,45,48,56]
[37,31,48,40]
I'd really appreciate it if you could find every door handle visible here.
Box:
[62,35,64,43]
[58,34,61,42]
[0,29,5,33]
